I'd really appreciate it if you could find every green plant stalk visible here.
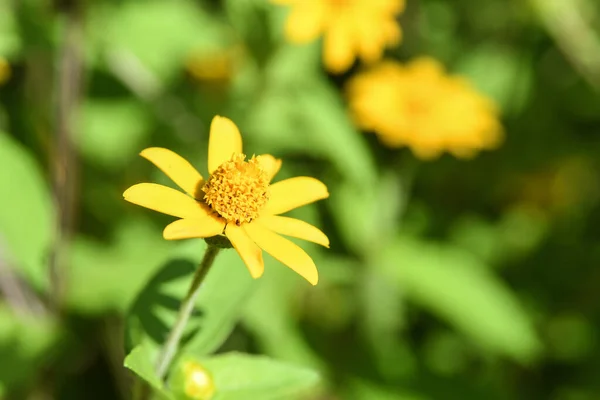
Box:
[155,245,221,380]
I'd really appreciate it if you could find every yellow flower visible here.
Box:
[347,57,503,159]
[123,116,329,285]
[186,47,243,83]
[273,0,404,73]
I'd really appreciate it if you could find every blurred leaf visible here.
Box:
[378,237,541,363]
[330,171,403,255]
[242,258,325,372]
[0,3,20,58]
[124,344,174,400]
[455,44,533,115]
[448,215,500,263]
[265,42,322,85]
[247,74,377,186]
[450,208,548,266]
[126,239,257,357]
[359,268,415,380]
[223,0,274,66]
[0,307,58,392]
[75,99,151,169]
[196,352,320,400]
[0,133,54,289]
[67,218,171,314]
[546,313,594,362]
[90,0,229,84]
[423,331,470,376]
[344,379,426,400]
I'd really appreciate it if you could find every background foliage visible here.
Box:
[1,0,600,399]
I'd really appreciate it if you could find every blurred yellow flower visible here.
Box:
[185,47,243,83]
[123,116,329,285]
[182,361,215,400]
[273,0,404,73]
[0,59,11,85]
[347,57,503,159]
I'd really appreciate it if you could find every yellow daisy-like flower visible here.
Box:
[123,116,329,285]
[347,57,503,159]
[273,0,404,73]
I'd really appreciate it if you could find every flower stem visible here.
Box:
[155,245,221,380]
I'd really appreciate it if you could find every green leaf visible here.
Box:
[450,208,548,266]
[343,379,426,400]
[75,99,151,169]
[0,3,21,58]
[378,237,541,363]
[455,44,533,116]
[0,133,54,289]
[67,218,171,314]
[330,171,404,255]
[242,255,325,372]
[190,353,320,400]
[90,0,229,84]
[126,239,257,358]
[124,344,174,400]
[246,75,377,186]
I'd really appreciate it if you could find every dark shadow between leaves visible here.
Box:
[125,259,205,353]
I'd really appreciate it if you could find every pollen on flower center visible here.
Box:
[202,153,269,224]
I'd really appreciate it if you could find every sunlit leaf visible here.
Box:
[124,344,174,400]
[89,0,228,83]
[242,255,325,372]
[247,77,377,186]
[0,3,20,58]
[67,218,171,314]
[330,171,404,255]
[76,99,151,168]
[0,133,54,289]
[174,352,320,400]
[378,237,541,363]
[125,239,257,358]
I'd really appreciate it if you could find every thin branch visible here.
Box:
[0,239,47,317]
[531,0,600,90]
[50,3,84,311]
[106,49,208,142]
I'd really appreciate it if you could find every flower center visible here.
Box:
[202,153,269,224]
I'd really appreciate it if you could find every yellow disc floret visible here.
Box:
[202,153,269,224]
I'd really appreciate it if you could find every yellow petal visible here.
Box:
[264,177,329,215]
[140,147,204,197]
[226,224,264,279]
[284,2,326,43]
[123,183,210,219]
[163,217,226,240]
[355,18,383,64]
[259,215,329,248]
[323,19,355,73]
[257,154,282,182]
[208,116,243,174]
[244,222,318,285]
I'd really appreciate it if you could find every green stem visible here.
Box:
[155,245,221,380]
